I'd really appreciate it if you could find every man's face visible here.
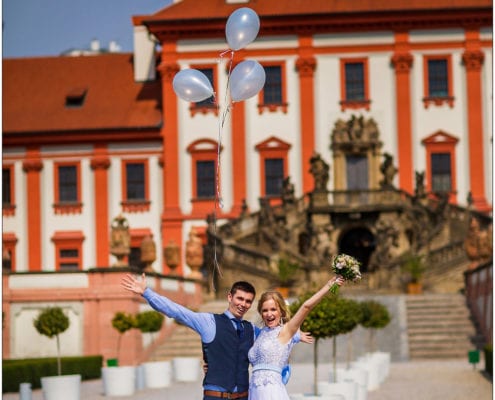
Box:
[227,289,254,319]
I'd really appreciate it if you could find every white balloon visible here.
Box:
[225,7,260,51]
[172,69,214,102]
[230,60,266,102]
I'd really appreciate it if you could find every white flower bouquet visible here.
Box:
[330,253,362,294]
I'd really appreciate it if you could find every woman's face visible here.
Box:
[260,298,281,328]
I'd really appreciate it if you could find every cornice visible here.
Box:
[144,9,492,41]
[3,128,162,147]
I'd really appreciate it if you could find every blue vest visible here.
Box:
[202,313,254,392]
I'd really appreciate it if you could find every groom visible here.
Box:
[121,274,256,400]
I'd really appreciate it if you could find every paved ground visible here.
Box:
[4,359,492,400]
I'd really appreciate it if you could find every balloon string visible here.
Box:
[210,50,235,290]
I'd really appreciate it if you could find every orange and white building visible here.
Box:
[2,0,492,362]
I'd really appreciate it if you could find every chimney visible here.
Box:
[133,25,156,82]
[90,39,100,52]
[109,41,121,53]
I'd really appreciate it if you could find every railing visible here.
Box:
[308,189,409,210]
[464,261,493,344]
[425,241,468,277]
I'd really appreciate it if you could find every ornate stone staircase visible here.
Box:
[406,293,482,359]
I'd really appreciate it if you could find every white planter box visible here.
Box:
[172,357,200,382]
[41,374,81,400]
[142,360,172,388]
[102,366,136,396]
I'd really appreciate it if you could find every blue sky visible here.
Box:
[2,0,173,58]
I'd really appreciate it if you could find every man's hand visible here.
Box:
[121,273,146,295]
[299,331,314,344]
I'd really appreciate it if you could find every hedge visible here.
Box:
[2,355,103,393]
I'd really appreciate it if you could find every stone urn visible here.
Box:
[110,214,130,267]
[140,234,156,272]
[185,227,204,279]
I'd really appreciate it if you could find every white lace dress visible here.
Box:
[248,326,296,400]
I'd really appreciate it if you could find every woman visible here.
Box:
[248,276,344,400]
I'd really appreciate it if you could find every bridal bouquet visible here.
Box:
[329,253,362,294]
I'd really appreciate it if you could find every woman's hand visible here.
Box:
[328,276,345,289]
[121,273,147,295]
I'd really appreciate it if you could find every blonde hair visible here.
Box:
[257,291,291,324]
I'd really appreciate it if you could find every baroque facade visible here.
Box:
[2,0,492,359]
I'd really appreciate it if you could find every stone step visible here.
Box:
[410,349,472,359]
[407,315,472,324]
[408,326,476,336]
[405,293,478,360]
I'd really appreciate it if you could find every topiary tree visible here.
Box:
[135,310,164,361]
[33,307,70,376]
[360,300,391,353]
[290,294,362,393]
[112,311,136,363]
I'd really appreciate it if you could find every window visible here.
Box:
[258,62,287,114]
[422,130,458,203]
[346,155,368,190]
[59,249,80,270]
[129,229,152,270]
[187,139,222,215]
[59,165,78,202]
[65,88,87,108]
[255,136,291,200]
[126,163,145,200]
[54,162,82,214]
[428,59,448,97]
[340,58,370,111]
[52,231,84,271]
[121,160,150,212]
[3,167,11,205]
[423,55,454,108]
[431,153,451,192]
[197,160,216,199]
[2,233,17,272]
[264,66,282,103]
[189,64,218,116]
[195,68,215,107]
[2,165,15,216]
[265,158,284,196]
[345,63,365,100]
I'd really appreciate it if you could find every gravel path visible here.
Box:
[4,359,492,400]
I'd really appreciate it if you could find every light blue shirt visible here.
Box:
[143,287,259,342]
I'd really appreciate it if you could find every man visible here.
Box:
[121,274,256,400]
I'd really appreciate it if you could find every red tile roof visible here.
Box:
[133,0,492,41]
[134,0,492,22]
[3,54,162,135]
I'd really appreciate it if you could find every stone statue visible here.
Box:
[464,218,493,269]
[414,171,426,198]
[368,219,399,271]
[110,214,130,267]
[281,176,295,206]
[379,153,397,189]
[185,227,204,279]
[309,152,329,192]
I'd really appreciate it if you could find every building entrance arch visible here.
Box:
[338,227,375,273]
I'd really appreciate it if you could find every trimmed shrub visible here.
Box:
[2,355,103,393]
